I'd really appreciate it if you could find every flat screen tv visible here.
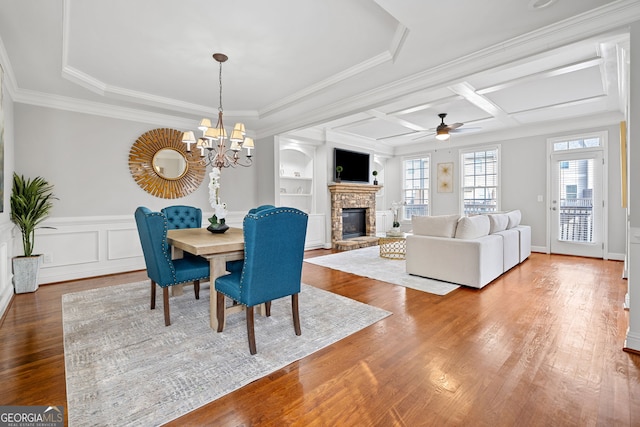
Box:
[334,148,370,183]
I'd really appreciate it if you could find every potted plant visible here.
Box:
[372,170,378,185]
[336,165,343,183]
[10,173,57,293]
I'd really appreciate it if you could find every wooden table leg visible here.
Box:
[171,247,184,296]
[209,256,227,330]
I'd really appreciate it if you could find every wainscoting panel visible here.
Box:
[38,231,100,266]
[33,215,145,285]
[107,228,142,260]
[6,211,330,286]
[0,221,16,319]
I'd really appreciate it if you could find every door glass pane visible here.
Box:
[558,159,594,242]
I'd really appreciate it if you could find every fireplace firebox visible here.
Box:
[342,208,366,239]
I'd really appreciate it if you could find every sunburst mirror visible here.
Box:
[129,128,206,198]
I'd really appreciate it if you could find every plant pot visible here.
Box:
[12,255,43,293]
[207,222,229,234]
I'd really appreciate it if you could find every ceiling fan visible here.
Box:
[435,113,463,141]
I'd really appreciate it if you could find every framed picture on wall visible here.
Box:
[437,162,453,193]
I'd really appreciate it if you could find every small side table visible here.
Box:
[379,234,408,259]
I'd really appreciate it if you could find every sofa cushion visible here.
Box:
[506,209,522,229]
[455,215,490,239]
[412,214,460,238]
[487,213,509,234]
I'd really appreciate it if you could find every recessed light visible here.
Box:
[528,0,557,10]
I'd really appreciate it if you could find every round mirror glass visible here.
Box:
[152,148,188,180]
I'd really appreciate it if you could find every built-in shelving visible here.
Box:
[277,143,314,213]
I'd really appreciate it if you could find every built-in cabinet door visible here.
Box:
[305,214,326,249]
[376,210,392,235]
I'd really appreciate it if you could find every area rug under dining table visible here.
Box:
[62,281,390,426]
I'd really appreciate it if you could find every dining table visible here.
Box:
[166,227,261,330]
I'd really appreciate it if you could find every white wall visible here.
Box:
[9,104,262,285]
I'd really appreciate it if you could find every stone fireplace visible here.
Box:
[328,183,381,250]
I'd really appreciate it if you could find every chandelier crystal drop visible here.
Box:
[181,53,254,169]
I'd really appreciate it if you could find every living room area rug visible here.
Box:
[305,246,460,296]
[62,281,390,426]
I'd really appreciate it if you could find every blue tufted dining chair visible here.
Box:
[162,205,203,264]
[161,205,202,229]
[215,206,308,354]
[135,207,210,326]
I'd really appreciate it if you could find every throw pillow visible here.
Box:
[412,214,460,238]
[455,215,490,239]
[506,209,522,229]
[487,213,509,234]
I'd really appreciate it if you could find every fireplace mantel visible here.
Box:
[328,183,382,194]
[328,183,381,249]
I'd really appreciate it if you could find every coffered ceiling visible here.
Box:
[0,0,638,153]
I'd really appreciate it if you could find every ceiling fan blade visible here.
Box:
[446,122,464,130]
[450,126,481,134]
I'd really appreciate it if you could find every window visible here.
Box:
[461,147,499,214]
[402,156,429,220]
[553,136,601,152]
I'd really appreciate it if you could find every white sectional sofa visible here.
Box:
[405,211,531,289]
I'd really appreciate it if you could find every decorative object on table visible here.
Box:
[437,162,453,193]
[134,207,209,326]
[129,128,206,199]
[335,165,343,183]
[372,170,378,185]
[387,201,402,236]
[207,167,229,233]
[10,173,57,293]
[181,53,254,169]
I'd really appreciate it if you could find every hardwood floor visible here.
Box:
[1,252,639,426]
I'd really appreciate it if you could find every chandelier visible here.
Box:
[182,53,254,169]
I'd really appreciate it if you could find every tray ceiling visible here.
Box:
[0,0,637,152]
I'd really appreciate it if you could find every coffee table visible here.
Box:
[379,234,408,259]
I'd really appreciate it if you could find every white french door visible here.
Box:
[550,151,604,258]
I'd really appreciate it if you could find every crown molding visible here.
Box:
[11,88,198,129]
[60,0,407,121]
[6,1,639,141]
[0,32,17,101]
[259,23,409,118]
[256,0,640,138]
